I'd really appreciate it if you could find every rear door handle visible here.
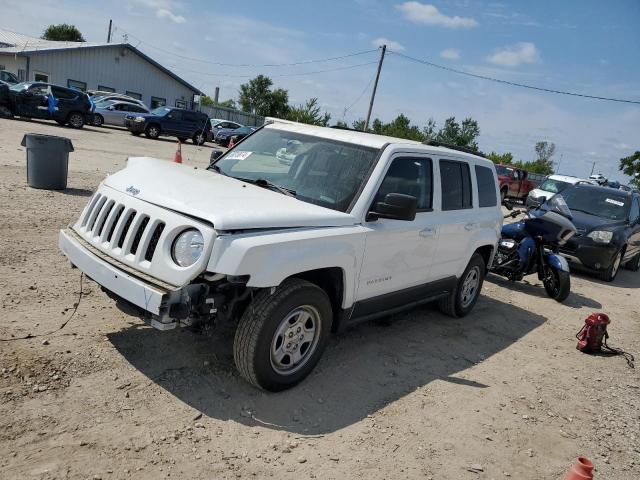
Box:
[464,223,478,231]
[419,227,436,237]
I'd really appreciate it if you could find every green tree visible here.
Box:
[619,151,640,188]
[435,117,480,152]
[487,151,514,165]
[285,97,331,126]
[334,120,348,128]
[217,99,236,109]
[201,95,237,109]
[42,24,85,42]
[200,95,215,107]
[238,75,289,117]
[352,118,366,131]
[532,141,556,174]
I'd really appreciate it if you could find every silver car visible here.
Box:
[94,100,150,127]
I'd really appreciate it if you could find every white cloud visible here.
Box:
[156,8,186,23]
[372,37,405,51]
[487,42,540,67]
[396,2,477,28]
[440,48,460,60]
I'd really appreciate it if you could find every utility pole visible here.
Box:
[364,44,386,132]
[556,153,563,173]
[107,19,112,43]
[590,161,596,176]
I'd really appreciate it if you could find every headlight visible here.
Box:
[134,116,145,122]
[499,239,517,249]
[587,230,613,244]
[172,229,204,267]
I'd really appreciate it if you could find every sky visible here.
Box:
[2,0,639,183]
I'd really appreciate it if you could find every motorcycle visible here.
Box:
[490,195,577,302]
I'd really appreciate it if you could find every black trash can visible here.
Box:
[21,133,74,190]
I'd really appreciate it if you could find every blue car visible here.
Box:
[124,106,212,145]
[215,125,256,146]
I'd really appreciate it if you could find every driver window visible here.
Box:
[374,157,432,211]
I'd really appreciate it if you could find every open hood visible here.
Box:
[103,157,358,230]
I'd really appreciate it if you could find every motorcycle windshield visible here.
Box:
[536,194,572,220]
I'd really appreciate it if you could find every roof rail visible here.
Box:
[422,140,486,158]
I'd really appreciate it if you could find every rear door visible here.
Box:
[51,87,79,121]
[162,109,183,135]
[431,158,476,279]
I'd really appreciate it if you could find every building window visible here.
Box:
[98,85,115,93]
[67,79,87,92]
[33,71,49,82]
[175,99,187,108]
[126,91,142,100]
[151,96,166,109]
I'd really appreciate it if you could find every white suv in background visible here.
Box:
[59,122,502,391]
[527,174,593,207]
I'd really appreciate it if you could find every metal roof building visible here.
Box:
[0,28,202,109]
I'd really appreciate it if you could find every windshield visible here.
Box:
[1,71,19,82]
[210,128,380,212]
[495,165,514,176]
[9,82,29,92]
[562,187,630,221]
[151,107,171,116]
[539,178,571,194]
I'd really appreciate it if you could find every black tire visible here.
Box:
[624,252,640,272]
[500,188,508,202]
[93,114,104,127]
[438,253,486,318]
[599,248,624,282]
[145,123,161,139]
[192,132,206,145]
[543,266,571,302]
[67,112,84,129]
[234,279,332,391]
[0,105,13,119]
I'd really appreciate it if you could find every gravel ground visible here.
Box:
[0,117,639,479]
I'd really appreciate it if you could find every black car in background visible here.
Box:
[214,125,256,146]
[558,184,640,281]
[0,82,93,128]
[124,106,211,145]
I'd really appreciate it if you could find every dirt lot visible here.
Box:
[0,117,639,480]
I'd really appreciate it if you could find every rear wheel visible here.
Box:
[192,131,206,145]
[543,266,570,302]
[67,112,84,129]
[93,114,104,127]
[438,253,486,318]
[233,279,332,391]
[599,248,624,282]
[0,105,13,119]
[145,124,160,139]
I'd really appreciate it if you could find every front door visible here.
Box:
[16,84,48,117]
[357,155,439,305]
[162,110,183,135]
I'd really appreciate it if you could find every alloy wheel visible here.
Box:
[270,305,321,375]
[460,266,481,308]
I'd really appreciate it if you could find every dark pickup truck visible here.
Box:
[495,164,543,202]
[0,81,93,128]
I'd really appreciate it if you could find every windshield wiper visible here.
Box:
[209,164,227,176]
[569,207,597,216]
[237,177,296,197]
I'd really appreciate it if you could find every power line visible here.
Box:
[343,64,378,118]
[388,50,640,105]
[114,24,378,68]
[168,61,379,79]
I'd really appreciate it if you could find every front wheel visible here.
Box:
[145,124,160,139]
[192,132,206,145]
[93,114,104,127]
[543,266,570,302]
[233,279,332,391]
[0,105,13,119]
[599,248,624,282]
[67,112,84,129]
[438,253,486,318]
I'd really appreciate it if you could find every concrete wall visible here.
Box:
[7,45,196,109]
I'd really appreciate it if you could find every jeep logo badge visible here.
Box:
[126,186,140,196]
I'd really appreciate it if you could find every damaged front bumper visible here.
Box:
[59,228,207,330]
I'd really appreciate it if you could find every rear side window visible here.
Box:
[475,165,498,207]
[440,160,473,211]
[375,157,433,211]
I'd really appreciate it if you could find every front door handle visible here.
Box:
[464,222,478,231]
[419,227,435,237]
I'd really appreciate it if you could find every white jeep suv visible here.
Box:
[59,122,502,391]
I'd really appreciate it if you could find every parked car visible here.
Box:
[0,81,93,128]
[495,164,539,202]
[93,100,150,127]
[124,106,211,145]
[0,70,19,85]
[215,125,256,146]
[92,93,147,109]
[210,118,243,131]
[526,174,592,207]
[59,122,502,391]
[558,183,640,281]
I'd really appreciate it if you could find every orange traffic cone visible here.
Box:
[565,457,593,480]
[174,139,183,164]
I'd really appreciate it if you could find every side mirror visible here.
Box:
[210,149,224,162]
[369,193,417,221]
